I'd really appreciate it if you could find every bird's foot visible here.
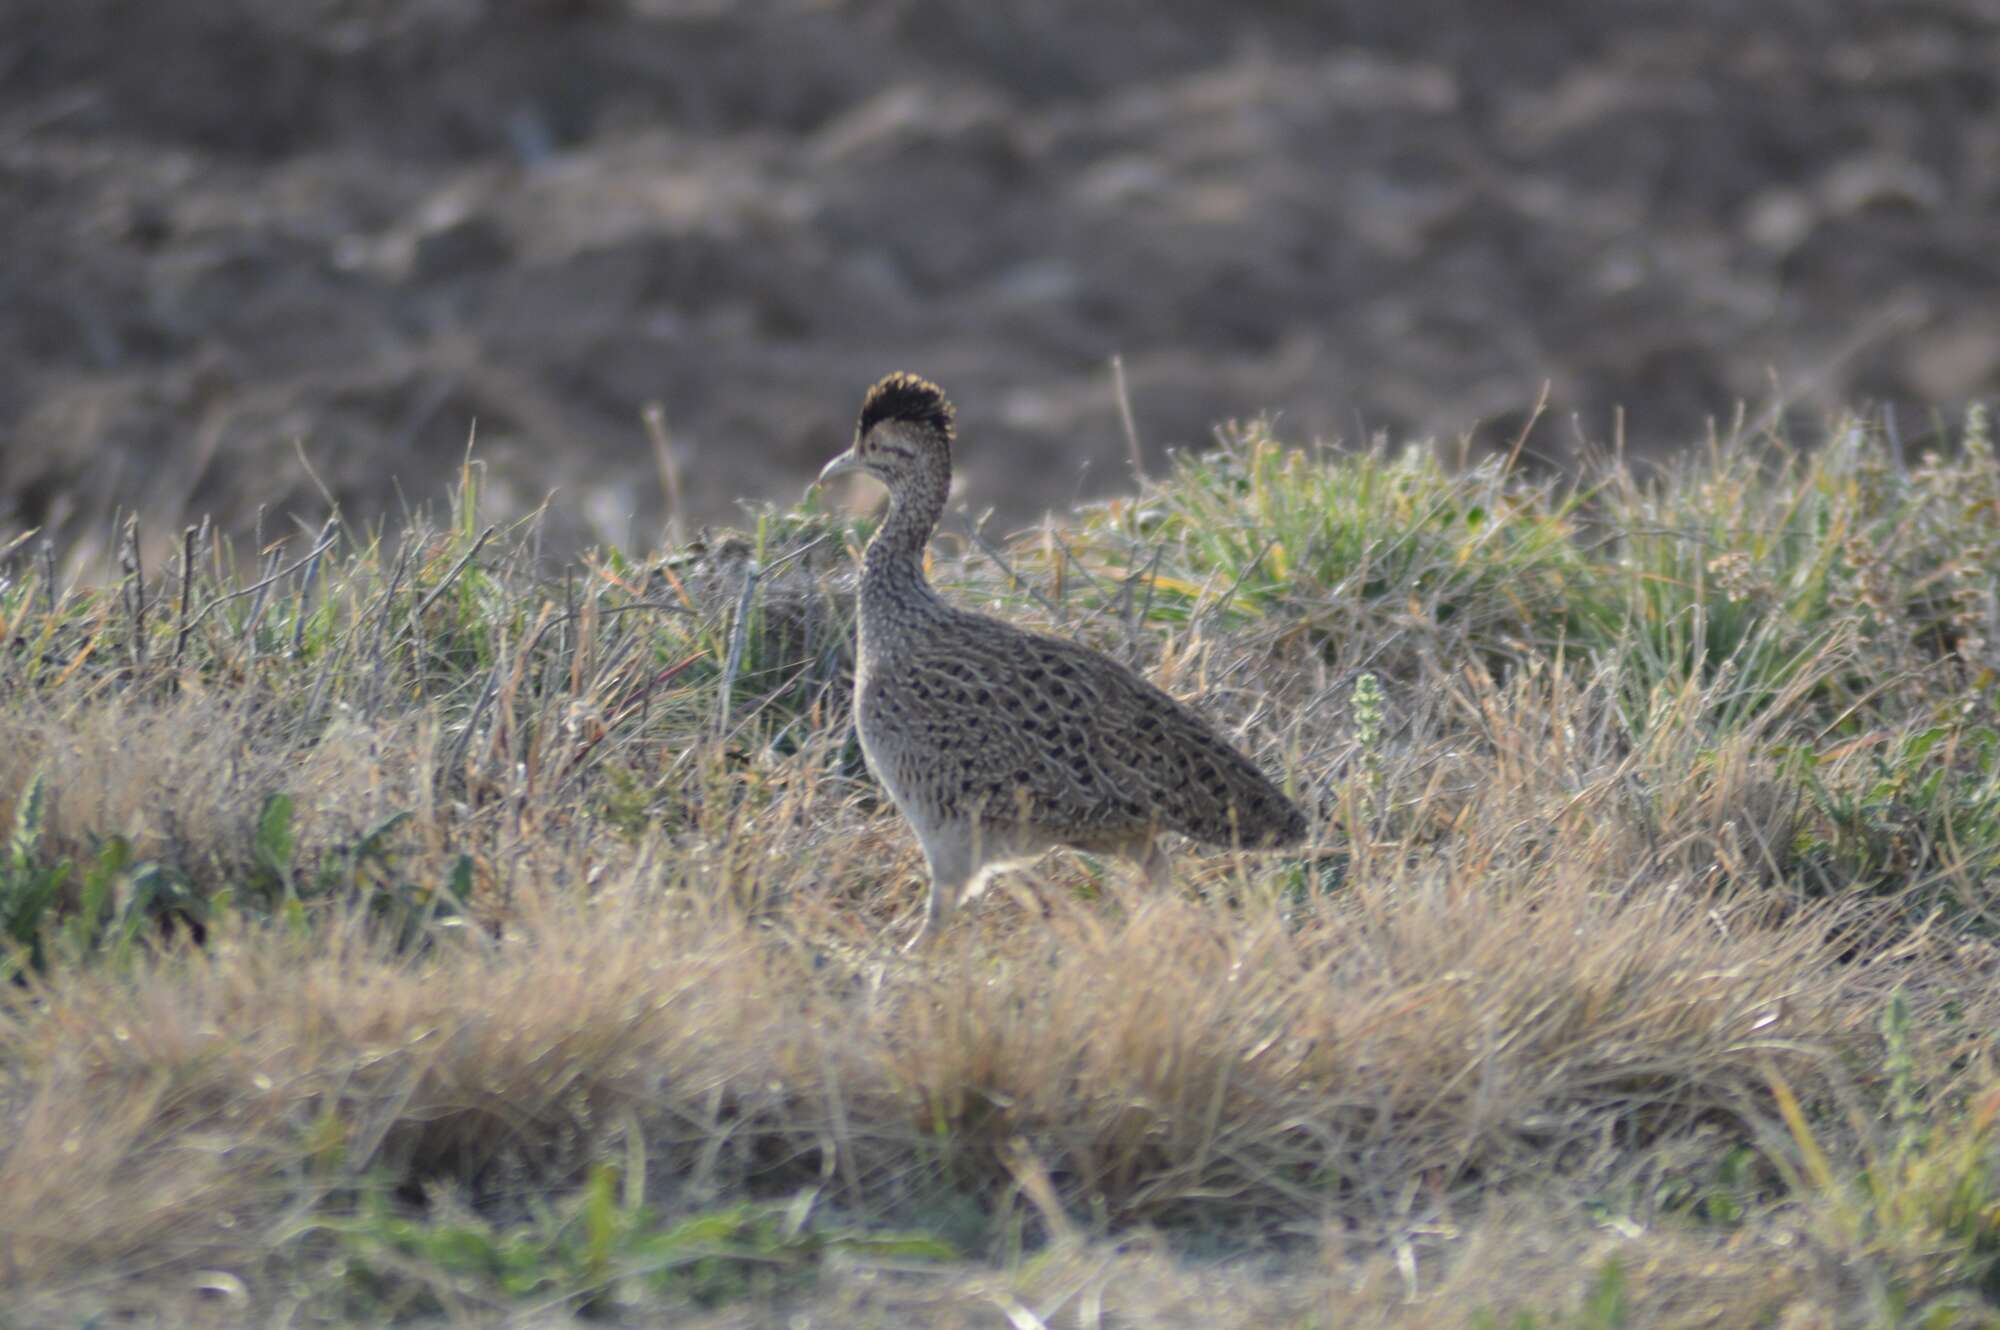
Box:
[902,912,939,953]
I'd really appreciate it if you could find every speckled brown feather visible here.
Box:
[859,622,1306,849]
[831,373,1305,943]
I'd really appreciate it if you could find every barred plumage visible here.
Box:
[818,374,1305,945]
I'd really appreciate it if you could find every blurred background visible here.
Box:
[4,0,1998,561]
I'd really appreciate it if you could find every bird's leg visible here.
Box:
[1139,837,1173,892]
[908,836,972,951]
[906,873,956,950]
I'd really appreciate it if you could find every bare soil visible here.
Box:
[4,0,1999,557]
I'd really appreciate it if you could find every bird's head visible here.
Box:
[817,372,955,493]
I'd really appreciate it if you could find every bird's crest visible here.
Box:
[858,372,955,441]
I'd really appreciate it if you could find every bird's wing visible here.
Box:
[870,615,1299,845]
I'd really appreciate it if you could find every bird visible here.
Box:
[816,372,1307,946]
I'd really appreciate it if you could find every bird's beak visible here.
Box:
[816,449,862,485]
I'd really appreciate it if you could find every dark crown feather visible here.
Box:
[858,372,955,440]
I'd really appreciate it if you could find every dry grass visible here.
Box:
[0,696,431,895]
[3,412,1999,1326]
[0,855,1899,1324]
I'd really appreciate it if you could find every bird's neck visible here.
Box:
[858,463,948,642]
